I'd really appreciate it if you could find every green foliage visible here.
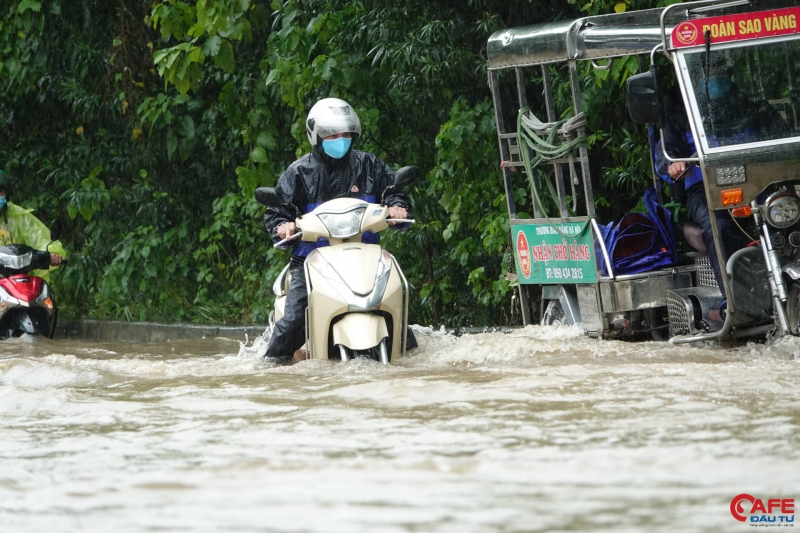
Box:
[0,0,677,327]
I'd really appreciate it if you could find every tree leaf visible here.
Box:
[17,0,41,14]
[202,35,222,57]
[213,39,234,73]
[167,129,178,161]
[177,115,195,139]
[250,146,267,163]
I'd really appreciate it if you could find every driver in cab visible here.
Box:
[657,56,790,325]
[263,98,412,363]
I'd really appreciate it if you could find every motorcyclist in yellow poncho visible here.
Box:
[0,170,66,279]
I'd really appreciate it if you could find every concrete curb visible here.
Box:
[57,320,269,343]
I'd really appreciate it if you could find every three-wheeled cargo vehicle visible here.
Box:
[488,0,800,343]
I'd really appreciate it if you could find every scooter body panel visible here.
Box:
[317,245,382,296]
[304,243,405,361]
[0,275,56,338]
[306,263,350,359]
[0,275,43,302]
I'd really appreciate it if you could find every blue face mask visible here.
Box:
[0,196,6,210]
[322,137,351,159]
[702,75,733,100]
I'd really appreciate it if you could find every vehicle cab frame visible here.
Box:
[488,0,800,342]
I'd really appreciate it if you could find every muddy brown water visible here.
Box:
[1,325,798,532]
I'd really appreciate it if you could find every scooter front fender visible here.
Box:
[332,313,388,351]
[782,262,800,281]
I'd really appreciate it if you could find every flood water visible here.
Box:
[1,325,798,532]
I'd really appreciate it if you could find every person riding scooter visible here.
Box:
[263,98,414,362]
[0,169,65,276]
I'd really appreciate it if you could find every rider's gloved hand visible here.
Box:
[50,253,63,266]
[387,206,408,225]
[277,222,296,239]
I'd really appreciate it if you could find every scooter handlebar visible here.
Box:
[273,231,304,248]
[273,220,414,248]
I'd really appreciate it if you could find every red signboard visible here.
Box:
[671,6,800,48]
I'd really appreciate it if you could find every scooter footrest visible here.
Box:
[665,287,724,336]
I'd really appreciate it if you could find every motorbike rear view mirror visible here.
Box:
[49,219,63,242]
[626,65,664,129]
[394,166,421,188]
[255,187,283,208]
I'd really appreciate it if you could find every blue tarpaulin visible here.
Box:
[595,187,678,276]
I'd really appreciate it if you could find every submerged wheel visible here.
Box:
[541,300,565,326]
[786,282,800,335]
[337,342,389,363]
[645,308,670,341]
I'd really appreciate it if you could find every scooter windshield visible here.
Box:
[683,39,800,150]
[317,206,367,239]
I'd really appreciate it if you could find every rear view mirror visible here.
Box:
[255,187,283,208]
[394,166,421,188]
[626,66,664,128]
[49,220,63,242]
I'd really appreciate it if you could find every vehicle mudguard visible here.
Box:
[332,313,388,350]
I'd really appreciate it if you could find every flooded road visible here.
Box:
[1,325,798,532]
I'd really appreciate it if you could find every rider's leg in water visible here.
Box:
[687,183,748,307]
[405,326,418,350]
[265,256,307,361]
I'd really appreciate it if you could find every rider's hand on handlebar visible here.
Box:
[277,222,296,239]
[50,253,63,266]
[387,206,408,225]
[668,162,686,180]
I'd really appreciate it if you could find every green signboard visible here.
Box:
[512,222,597,284]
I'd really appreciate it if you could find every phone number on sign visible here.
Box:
[545,267,584,280]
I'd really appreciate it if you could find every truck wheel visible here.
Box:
[645,308,670,341]
[541,300,565,326]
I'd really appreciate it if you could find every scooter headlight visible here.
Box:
[317,206,366,239]
[764,191,800,229]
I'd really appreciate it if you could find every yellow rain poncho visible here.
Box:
[0,202,67,280]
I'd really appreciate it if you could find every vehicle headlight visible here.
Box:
[0,250,32,270]
[715,165,746,186]
[317,207,366,239]
[375,249,393,284]
[764,191,800,229]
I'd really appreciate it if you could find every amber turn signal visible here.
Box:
[721,188,744,206]
[731,206,752,217]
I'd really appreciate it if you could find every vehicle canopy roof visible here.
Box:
[486,8,684,70]
[486,1,800,70]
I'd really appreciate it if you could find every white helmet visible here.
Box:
[306,98,362,146]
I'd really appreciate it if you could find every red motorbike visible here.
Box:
[0,223,64,339]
